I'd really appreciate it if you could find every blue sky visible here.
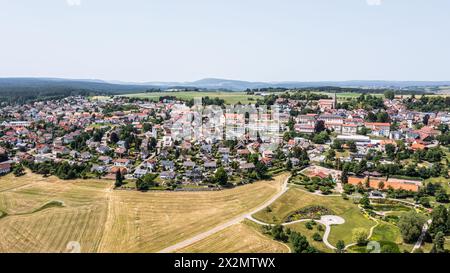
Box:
[0,0,449,82]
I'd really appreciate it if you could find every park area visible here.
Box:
[252,187,377,249]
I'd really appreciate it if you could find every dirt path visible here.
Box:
[344,205,380,250]
[97,184,115,253]
[157,175,291,253]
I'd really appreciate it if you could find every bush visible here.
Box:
[352,228,369,246]
[381,244,400,253]
[312,233,322,242]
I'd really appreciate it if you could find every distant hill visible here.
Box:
[0,78,161,104]
[0,78,158,93]
[137,78,450,91]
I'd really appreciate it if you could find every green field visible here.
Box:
[122,92,258,105]
[349,223,406,253]
[121,91,386,105]
[252,187,376,248]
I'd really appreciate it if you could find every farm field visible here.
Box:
[176,221,290,253]
[252,187,376,248]
[122,92,258,105]
[120,91,385,105]
[0,172,110,253]
[0,171,287,253]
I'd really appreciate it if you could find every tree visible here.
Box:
[343,183,355,195]
[418,197,431,208]
[312,233,322,242]
[436,190,450,203]
[348,141,357,153]
[115,170,123,188]
[336,240,346,253]
[110,132,119,144]
[326,149,336,162]
[385,144,396,159]
[289,231,317,253]
[13,164,25,177]
[314,120,326,133]
[366,112,377,122]
[423,114,430,126]
[376,111,390,123]
[286,159,293,171]
[360,195,371,209]
[358,126,371,136]
[429,205,448,237]
[384,90,395,100]
[341,170,349,184]
[255,161,268,179]
[148,137,157,151]
[438,124,449,134]
[312,131,330,144]
[215,167,228,186]
[271,225,288,242]
[136,174,157,191]
[398,212,426,244]
[352,228,369,246]
[430,232,446,253]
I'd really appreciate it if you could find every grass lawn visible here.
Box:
[425,177,450,193]
[349,222,408,253]
[315,92,383,102]
[252,187,376,248]
[0,171,288,253]
[288,221,331,253]
[176,220,289,253]
[424,176,450,208]
[445,237,450,250]
[122,92,258,105]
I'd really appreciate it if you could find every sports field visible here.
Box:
[0,171,286,253]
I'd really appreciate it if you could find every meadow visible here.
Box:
[120,91,384,105]
[0,171,286,253]
[176,220,290,253]
[122,92,258,105]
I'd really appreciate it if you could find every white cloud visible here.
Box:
[66,0,81,7]
[366,0,383,6]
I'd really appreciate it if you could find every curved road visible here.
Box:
[158,175,291,253]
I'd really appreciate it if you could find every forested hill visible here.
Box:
[0,78,156,104]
